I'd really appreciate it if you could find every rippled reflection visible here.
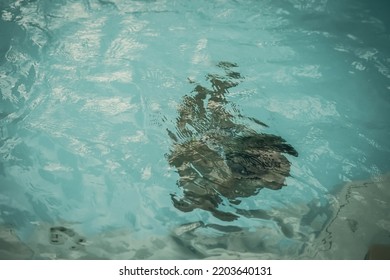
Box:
[167,62,298,221]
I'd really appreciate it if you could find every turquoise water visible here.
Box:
[0,0,389,259]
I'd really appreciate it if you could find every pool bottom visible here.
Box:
[309,172,390,260]
[1,172,389,260]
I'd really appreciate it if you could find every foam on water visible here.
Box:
[0,0,389,259]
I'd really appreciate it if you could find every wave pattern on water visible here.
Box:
[0,0,389,259]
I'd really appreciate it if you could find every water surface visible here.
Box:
[0,0,389,259]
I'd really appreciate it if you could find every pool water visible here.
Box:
[0,0,389,259]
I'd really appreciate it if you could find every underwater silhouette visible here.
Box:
[167,62,298,221]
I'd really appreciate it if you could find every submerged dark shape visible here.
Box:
[167,62,298,221]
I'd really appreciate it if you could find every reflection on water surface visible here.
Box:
[167,62,298,221]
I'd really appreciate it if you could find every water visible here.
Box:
[0,0,389,259]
